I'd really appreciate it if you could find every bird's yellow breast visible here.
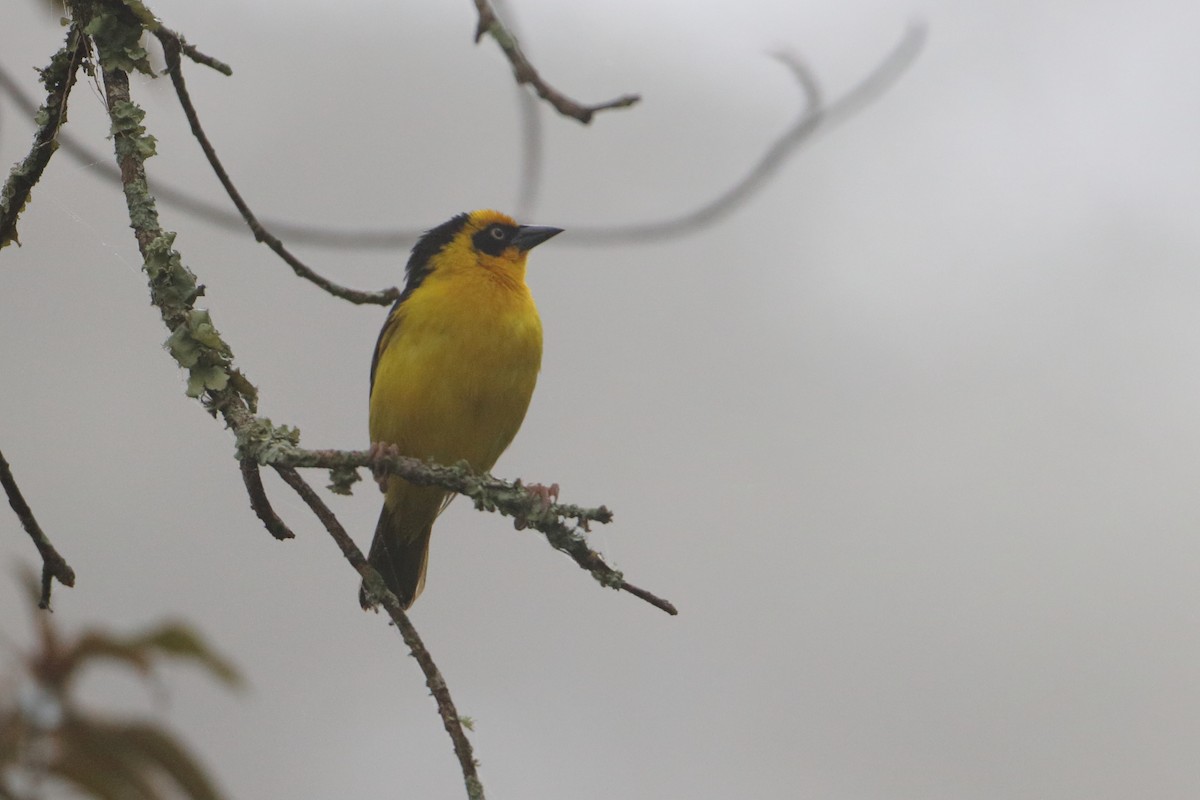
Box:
[369,267,543,474]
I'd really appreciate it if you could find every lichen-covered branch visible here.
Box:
[0,447,76,609]
[227,415,674,614]
[0,23,87,249]
[472,0,639,124]
[260,445,677,616]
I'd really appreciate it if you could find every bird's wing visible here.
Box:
[370,297,407,398]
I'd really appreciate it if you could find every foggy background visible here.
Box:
[3,0,1200,798]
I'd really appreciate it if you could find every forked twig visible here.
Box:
[472,0,639,124]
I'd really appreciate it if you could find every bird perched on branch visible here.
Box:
[361,210,562,610]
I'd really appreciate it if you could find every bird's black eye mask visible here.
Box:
[473,223,517,256]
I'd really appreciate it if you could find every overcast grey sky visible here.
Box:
[4,1,1200,798]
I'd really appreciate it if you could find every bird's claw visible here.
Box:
[513,481,559,530]
[369,441,400,493]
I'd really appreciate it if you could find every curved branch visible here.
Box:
[156,30,398,306]
[567,21,927,243]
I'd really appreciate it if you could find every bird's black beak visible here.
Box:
[512,225,563,251]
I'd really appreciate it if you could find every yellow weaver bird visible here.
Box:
[361,209,562,609]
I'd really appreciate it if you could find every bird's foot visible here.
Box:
[527,482,559,506]
[369,441,401,493]
[514,481,559,530]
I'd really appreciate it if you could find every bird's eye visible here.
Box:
[472,222,517,255]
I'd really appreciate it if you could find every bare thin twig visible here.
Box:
[0,24,87,249]
[0,448,75,609]
[273,466,485,800]
[472,0,639,124]
[156,31,398,306]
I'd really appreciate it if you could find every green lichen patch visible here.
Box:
[83,7,153,76]
[165,308,232,398]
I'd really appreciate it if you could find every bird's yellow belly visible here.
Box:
[369,291,542,474]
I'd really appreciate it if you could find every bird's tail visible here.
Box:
[359,501,433,610]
